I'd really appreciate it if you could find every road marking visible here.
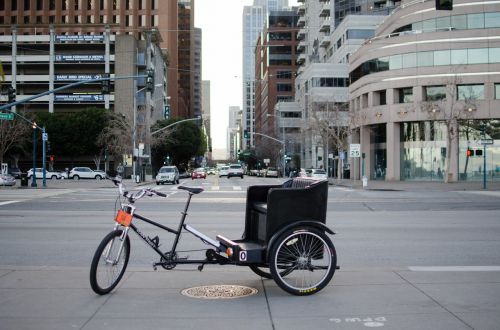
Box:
[211,186,220,191]
[0,200,21,206]
[233,186,242,190]
[409,266,500,272]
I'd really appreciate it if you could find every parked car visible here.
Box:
[265,167,279,178]
[27,168,63,180]
[191,168,207,180]
[227,164,244,179]
[0,174,16,186]
[178,169,190,179]
[8,167,21,179]
[218,166,229,177]
[69,167,106,180]
[205,167,216,175]
[156,166,179,185]
[309,168,328,180]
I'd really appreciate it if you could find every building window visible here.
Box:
[62,0,68,10]
[457,84,484,100]
[49,16,55,23]
[276,71,292,79]
[113,0,119,10]
[75,0,79,10]
[11,0,17,10]
[37,0,43,10]
[100,0,104,10]
[397,87,413,103]
[495,84,500,99]
[24,16,30,24]
[24,0,30,10]
[374,90,386,106]
[425,86,447,101]
[153,0,158,10]
[36,16,43,24]
[49,0,56,10]
[277,84,292,92]
[468,48,488,64]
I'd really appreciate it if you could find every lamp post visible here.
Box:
[266,112,286,177]
[31,123,37,187]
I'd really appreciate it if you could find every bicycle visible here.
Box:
[89,175,338,296]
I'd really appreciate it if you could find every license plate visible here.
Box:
[115,210,133,227]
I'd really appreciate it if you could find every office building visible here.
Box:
[348,0,500,182]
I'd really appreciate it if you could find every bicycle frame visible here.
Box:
[114,191,228,268]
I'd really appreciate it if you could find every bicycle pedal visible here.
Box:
[152,263,158,271]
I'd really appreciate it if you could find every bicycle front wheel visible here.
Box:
[270,227,336,296]
[90,230,130,295]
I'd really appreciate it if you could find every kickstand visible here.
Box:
[197,264,205,272]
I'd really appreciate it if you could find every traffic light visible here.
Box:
[49,155,55,162]
[101,74,110,94]
[244,130,250,139]
[146,69,154,92]
[7,86,16,103]
[466,149,473,157]
[435,0,452,10]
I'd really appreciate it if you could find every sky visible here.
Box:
[194,0,299,153]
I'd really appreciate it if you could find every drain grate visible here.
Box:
[181,285,258,299]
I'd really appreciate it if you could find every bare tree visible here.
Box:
[308,100,351,172]
[0,113,32,166]
[97,111,133,165]
[420,76,478,182]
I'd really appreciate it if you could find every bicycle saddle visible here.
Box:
[177,186,204,194]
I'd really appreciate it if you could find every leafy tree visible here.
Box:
[36,108,109,164]
[151,118,205,172]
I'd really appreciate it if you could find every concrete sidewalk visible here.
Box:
[330,178,500,191]
[1,265,499,330]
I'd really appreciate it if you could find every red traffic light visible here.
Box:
[49,155,55,162]
[466,149,473,157]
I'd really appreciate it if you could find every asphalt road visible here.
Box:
[1,176,500,330]
[1,175,499,268]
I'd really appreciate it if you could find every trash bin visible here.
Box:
[20,173,28,187]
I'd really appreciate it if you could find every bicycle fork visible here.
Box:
[104,205,135,264]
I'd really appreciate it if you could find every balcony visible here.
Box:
[320,36,330,48]
[297,28,307,40]
[297,16,306,28]
[297,40,307,53]
[319,2,330,17]
[297,53,306,65]
[297,5,305,15]
[319,17,331,33]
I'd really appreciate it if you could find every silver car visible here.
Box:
[0,174,16,186]
[156,166,179,185]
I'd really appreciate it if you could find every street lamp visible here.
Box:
[266,112,287,177]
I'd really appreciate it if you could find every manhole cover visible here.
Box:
[181,285,258,299]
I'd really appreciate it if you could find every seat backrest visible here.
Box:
[265,179,328,240]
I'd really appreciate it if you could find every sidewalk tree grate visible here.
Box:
[181,285,258,299]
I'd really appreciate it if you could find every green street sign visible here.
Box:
[0,112,14,120]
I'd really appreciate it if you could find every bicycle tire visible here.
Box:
[90,230,130,295]
[248,265,273,279]
[270,227,336,296]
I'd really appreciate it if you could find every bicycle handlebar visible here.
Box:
[111,175,167,202]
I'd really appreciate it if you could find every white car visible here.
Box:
[156,166,179,185]
[308,168,328,180]
[218,166,229,177]
[265,167,279,178]
[227,164,244,179]
[0,174,16,186]
[69,167,106,180]
[27,168,63,180]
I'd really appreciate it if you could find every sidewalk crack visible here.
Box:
[394,271,474,329]
[262,279,276,330]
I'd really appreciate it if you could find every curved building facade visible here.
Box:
[349,0,500,182]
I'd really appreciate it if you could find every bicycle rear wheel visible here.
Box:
[90,230,130,295]
[270,227,336,296]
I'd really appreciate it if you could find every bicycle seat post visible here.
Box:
[171,192,194,252]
